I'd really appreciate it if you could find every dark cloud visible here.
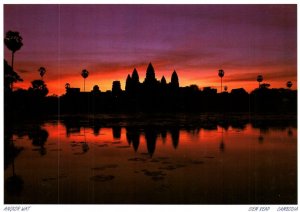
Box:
[18,69,30,73]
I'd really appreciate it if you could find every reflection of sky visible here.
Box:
[4,5,297,95]
[7,122,297,204]
[12,123,297,155]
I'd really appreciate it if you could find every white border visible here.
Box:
[1,2,299,212]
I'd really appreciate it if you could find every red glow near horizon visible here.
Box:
[11,63,297,96]
[4,5,297,96]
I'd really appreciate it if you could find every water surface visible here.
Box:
[4,116,297,204]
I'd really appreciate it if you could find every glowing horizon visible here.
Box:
[10,63,296,96]
[4,5,297,96]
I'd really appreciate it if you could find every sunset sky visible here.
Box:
[4,4,297,96]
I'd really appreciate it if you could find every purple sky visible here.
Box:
[4,4,297,95]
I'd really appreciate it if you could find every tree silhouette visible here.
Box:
[218,69,224,93]
[4,59,23,92]
[257,75,263,88]
[38,67,46,80]
[4,31,23,90]
[92,85,100,93]
[224,85,228,92]
[28,80,49,97]
[81,69,89,92]
[65,83,70,89]
[286,81,293,89]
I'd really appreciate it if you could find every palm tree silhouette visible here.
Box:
[286,81,293,89]
[4,31,23,90]
[38,67,46,80]
[81,69,89,92]
[257,75,263,88]
[218,69,224,93]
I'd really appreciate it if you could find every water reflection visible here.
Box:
[56,117,297,156]
[112,126,121,139]
[258,129,264,143]
[287,128,293,136]
[4,115,297,204]
[220,128,225,152]
[61,117,81,137]
[126,127,140,152]
[5,121,50,196]
[170,127,180,149]
[161,129,167,144]
[144,128,158,157]
[5,174,24,196]
[4,131,24,195]
[82,142,89,153]
[28,127,49,156]
[93,125,101,136]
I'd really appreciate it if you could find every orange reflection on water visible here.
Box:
[6,120,297,204]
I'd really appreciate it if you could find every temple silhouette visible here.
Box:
[60,62,297,114]
[4,61,297,116]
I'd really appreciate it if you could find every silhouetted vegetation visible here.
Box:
[4,119,50,195]
[4,60,23,93]
[4,31,23,90]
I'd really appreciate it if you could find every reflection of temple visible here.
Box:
[58,118,297,156]
[126,127,140,152]
[126,127,181,156]
[93,125,101,136]
[61,118,81,137]
[161,129,167,144]
[112,126,121,139]
[144,129,158,157]
[170,128,180,149]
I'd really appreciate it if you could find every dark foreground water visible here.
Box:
[4,114,297,204]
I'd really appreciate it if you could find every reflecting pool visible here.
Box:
[4,115,297,204]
